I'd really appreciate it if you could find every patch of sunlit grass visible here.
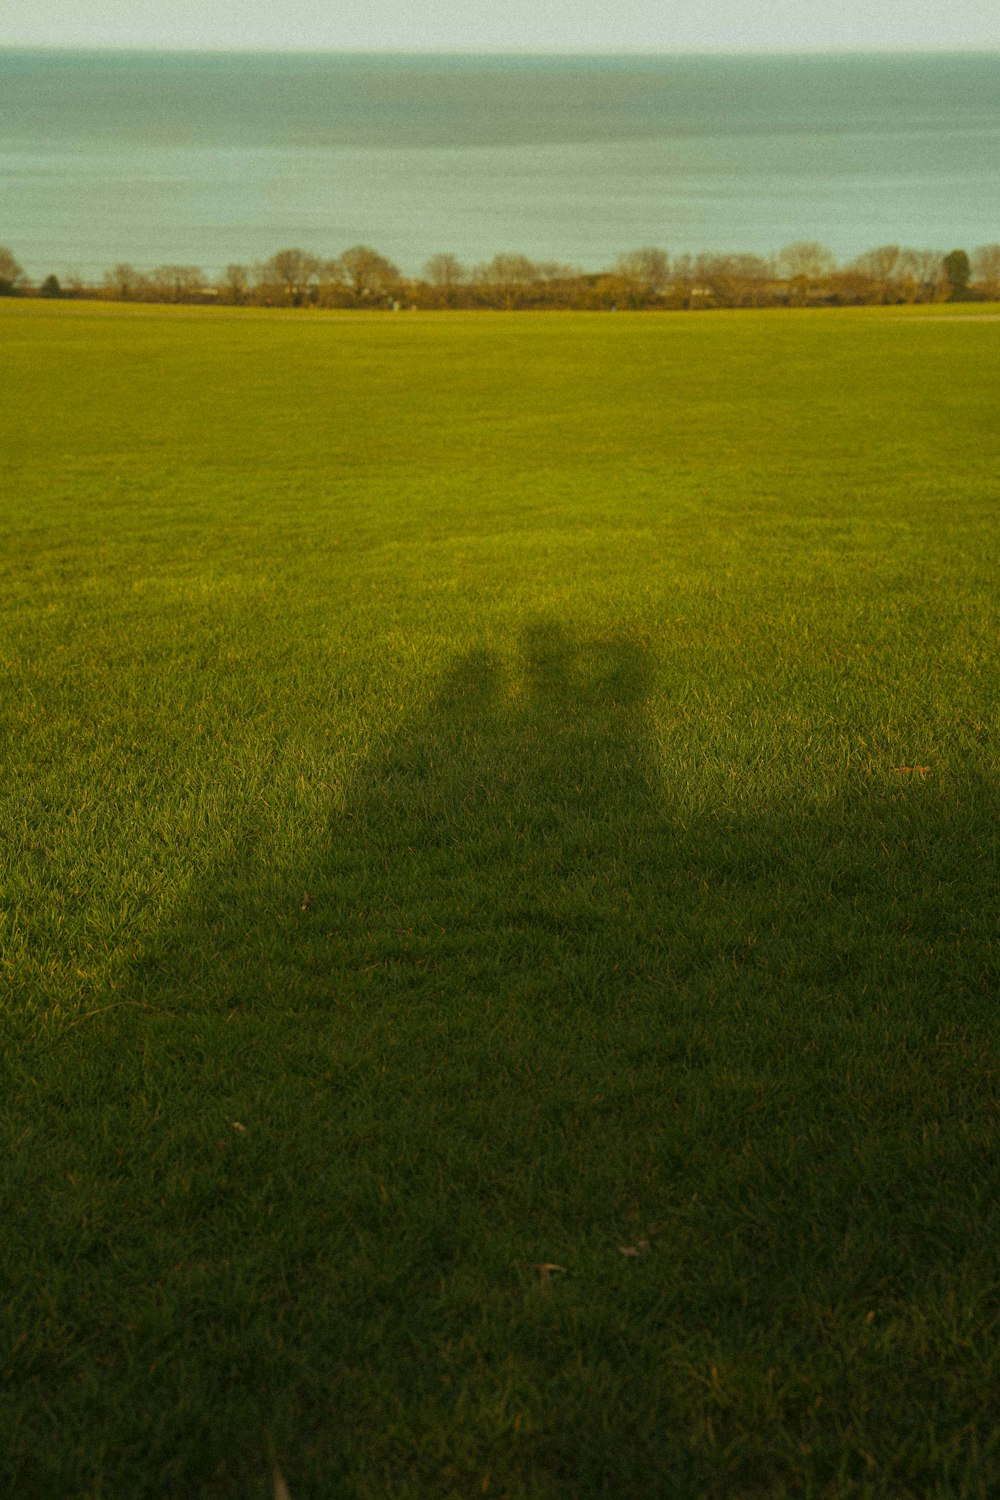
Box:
[1,300,998,1497]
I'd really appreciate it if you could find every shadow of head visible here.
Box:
[431,620,654,726]
[372,622,662,863]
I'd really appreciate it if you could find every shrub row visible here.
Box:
[2,242,998,309]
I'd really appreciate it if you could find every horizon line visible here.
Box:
[3,43,1000,58]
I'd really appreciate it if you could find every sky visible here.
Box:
[1,0,999,53]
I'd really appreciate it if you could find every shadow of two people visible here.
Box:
[20,619,996,1492]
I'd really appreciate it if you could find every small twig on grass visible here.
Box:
[265,1434,292,1500]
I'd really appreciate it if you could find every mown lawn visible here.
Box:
[1,299,998,1498]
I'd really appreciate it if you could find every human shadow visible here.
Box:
[11,620,999,1497]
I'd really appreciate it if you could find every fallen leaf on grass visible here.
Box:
[536,1263,567,1285]
[232,1121,247,1134]
[300,891,313,911]
[618,1241,651,1258]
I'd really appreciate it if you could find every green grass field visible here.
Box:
[1,298,998,1498]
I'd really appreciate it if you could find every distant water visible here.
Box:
[2,50,999,279]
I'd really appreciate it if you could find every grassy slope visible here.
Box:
[1,300,998,1498]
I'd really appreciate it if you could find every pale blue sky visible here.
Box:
[1,0,1000,53]
[1,0,998,53]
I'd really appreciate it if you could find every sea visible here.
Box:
[2,49,999,281]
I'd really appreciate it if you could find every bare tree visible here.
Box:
[664,253,695,309]
[103,263,146,301]
[779,241,835,304]
[339,245,401,303]
[217,263,250,305]
[779,241,834,280]
[250,260,279,305]
[535,260,580,283]
[149,264,204,303]
[422,253,467,308]
[314,258,348,308]
[851,245,902,304]
[534,262,585,308]
[971,244,1000,301]
[424,253,466,289]
[615,247,670,304]
[0,245,24,294]
[261,248,322,305]
[898,248,945,304]
[694,253,772,308]
[475,253,538,309]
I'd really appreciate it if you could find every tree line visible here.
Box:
[2,241,999,310]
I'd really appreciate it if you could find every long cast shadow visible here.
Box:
[9,620,999,1496]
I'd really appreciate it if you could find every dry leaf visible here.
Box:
[536,1262,566,1285]
[232,1121,247,1134]
[300,891,312,911]
[618,1240,650,1258]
